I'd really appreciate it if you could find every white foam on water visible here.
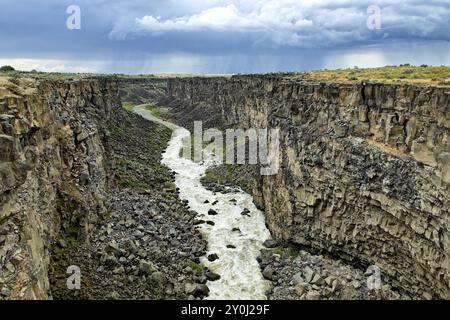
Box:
[135,105,272,300]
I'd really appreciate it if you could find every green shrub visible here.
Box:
[0,65,15,72]
[189,261,204,275]
[121,102,134,111]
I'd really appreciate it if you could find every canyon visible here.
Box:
[0,72,449,300]
[165,74,450,299]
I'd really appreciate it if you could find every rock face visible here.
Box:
[165,74,450,299]
[0,77,120,299]
[118,77,167,105]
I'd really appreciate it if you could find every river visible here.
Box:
[134,105,272,300]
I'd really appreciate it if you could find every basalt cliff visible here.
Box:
[0,78,119,298]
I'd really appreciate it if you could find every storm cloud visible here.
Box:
[0,0,449,73]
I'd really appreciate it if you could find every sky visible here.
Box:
[0,0,449,74]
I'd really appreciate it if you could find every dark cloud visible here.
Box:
[0,0,448,73]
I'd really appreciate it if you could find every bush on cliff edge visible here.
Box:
[0,65,15,72]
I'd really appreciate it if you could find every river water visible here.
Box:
[134,106,272,300]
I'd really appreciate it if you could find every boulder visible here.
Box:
[294,284,306,297]
[207,254,219,262]
[208,209,219,216]
[194,284,210,297]
[303,266,315,283]
[139,260,157,275]
[184,283,196,295]
[76,130,90,142]
[306,290,321,300]
[205,270,221,281]
[263,239,278,248]
[310,274,323,285]
[106,241,121,256]
[150,271,165,285]
[262,265,274,280]
[113,266,125,274]
[292,272,304,285]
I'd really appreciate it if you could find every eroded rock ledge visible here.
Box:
[165,74,450,299]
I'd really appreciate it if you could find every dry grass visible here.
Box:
[1,66,449,97]
[295,65,450,86]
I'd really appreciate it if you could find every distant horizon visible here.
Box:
[2,61,450,77]
[1,42,450,75]
[1,1,449,74]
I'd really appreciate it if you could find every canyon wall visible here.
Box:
[118,77,168,104]
[166,75,450,299]
[0,77,120,299]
